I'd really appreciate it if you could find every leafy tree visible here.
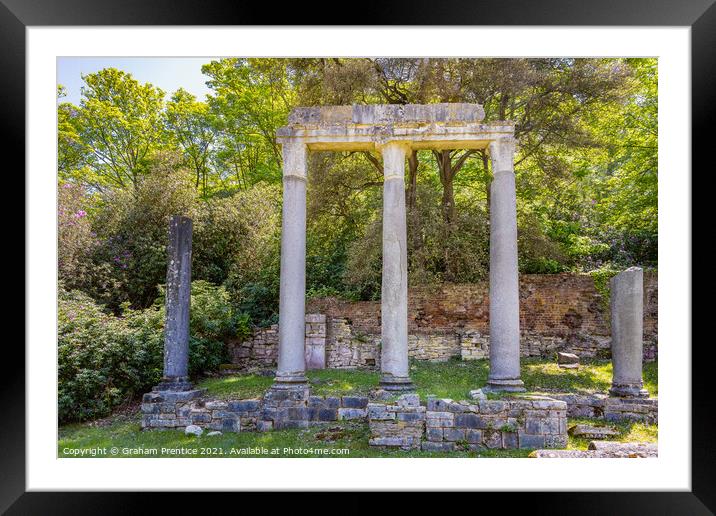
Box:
[91,152,197,309]
[165,88,216,196]
[56,57,658,315]
[57,85,87,180]
[203,58,296,189]
[76,68,168,189]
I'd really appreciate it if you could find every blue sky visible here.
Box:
[57,57,220,105]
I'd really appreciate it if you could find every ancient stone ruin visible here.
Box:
[274,103,523,392]
[610,267,650,398]
[142,104,657,456]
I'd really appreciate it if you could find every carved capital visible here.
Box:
[281,140,308,179]
[489,137,517,169]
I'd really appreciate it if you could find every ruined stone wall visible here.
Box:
[309,272,658,365]
[227,273,657,371]
[142,390,570,452]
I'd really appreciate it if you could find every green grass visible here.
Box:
[566,417,658,450]
[198,358,658,401]
[199,374,274,399]
[58,418,532,458]
[524,358,658,397]
[59,357,658,458]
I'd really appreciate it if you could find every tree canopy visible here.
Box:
[58,57,657,324]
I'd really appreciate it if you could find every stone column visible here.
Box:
[379,142,414,391]
[609,267,649,397]
[155,215,193,391]
[273,140,308,389]
[486,138,525,392]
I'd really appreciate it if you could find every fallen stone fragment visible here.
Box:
[568,424,619,439]
[185,425,203,437]
[588,441,657,454]
[206,431,222,436]
[557,352,580,369]
[529,442,657,458]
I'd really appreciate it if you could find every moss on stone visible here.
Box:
[589,268,620,316]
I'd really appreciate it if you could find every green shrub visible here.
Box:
[589,266,621,314]
[58,287,164,422]
[521,257,568,274]
[58,280,247,423]
[89,154,198,310]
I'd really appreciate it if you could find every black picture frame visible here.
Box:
[5,0,710,511]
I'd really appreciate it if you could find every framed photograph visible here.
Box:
[8,0,711,510]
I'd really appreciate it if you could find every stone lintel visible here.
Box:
[288,103,487,126]
[277,104,513,153]
[277,125,514,152]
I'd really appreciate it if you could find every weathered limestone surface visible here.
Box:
[155,216,194,392]
[305,314,327,369]
[487,138,524,392]
[530,443,657,458]
[544,393,658,424]
[275,103,522,394]
[278,103,509,152]
[568,424,618,439]
[604,396,658,424]
[141,389,369,432]
[588,440,657,454]
[143,387,654,457]
[368,394,425,450]
[287,103,486,127]
[276,104,511,391]
[379,143,413,391]
[421,395,567,450]
[275,141,308,388]
[558,352,580,369]
[610,267,649,398]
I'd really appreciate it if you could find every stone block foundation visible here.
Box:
[545,393,658,424]
[422,395,567,451]
[366,394,568,451]
[142,388,651,452]
[141,388,369,433]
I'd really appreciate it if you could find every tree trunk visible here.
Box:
[406,149,422,257]
[434,150,456,226]
[441,177,456,226]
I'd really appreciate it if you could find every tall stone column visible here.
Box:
[273,140,308,389]
[486,138,525,392]
[609,267,649,397]
[379,142,414,391]
[155,215,193,391]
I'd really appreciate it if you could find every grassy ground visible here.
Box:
[58,358,658,458]
[58,418,534,458]
[565,417,658,450]
[200,357,658,401]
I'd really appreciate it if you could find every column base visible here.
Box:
[153,376,193,392]
[379,375,415,392]
[485,377,526,393]
[609,383,650,398]
[271,373,308,390]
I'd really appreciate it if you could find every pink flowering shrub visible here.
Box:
[58,182,96,284]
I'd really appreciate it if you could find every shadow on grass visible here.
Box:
[197,358,658,400]
[522,358,612,394]
[59,357,658,459]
